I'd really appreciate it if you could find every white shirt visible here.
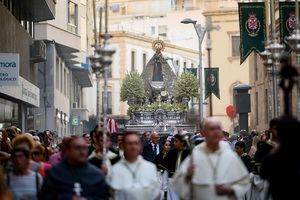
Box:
[179,141,250,200]
[109,156,161,200]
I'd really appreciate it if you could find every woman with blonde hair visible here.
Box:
[12,135,42,174]
[31,144,51,177]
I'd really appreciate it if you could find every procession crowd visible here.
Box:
[0,116,299,200]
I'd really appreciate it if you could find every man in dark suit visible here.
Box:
[142,132,160,162]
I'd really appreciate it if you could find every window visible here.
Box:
[64,69,67,96]
[102,91,112,114]
[183,61,187,70]
[151,26,155,35]
[265,89,269,124]
[254,53,258,81]
[131,51,136,71]
[191,63,194,68]
[56,57,60,90]
[60,63,63,93]
[68,1,78,34]
[176,60,179,66]
[255,92,259,126]
[108,66,112,78]
[143,53,147,69]
[231,35,240,57]
[158,25,167,37]
[67,73,70,98]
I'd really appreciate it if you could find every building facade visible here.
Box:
[33,0,93,137]
[202,1,250,132]
[0,0,55,131]
[91,0,250,132]
[85,31,199,131]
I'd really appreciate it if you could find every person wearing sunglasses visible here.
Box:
[31,144,51,177]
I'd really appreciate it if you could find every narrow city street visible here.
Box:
[0,0,300,200]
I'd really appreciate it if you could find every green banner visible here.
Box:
[279,2,298,51]
[204,68,220,99]
[185,68,197,77]
[239,2,266,64]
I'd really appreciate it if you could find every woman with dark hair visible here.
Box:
[235,141,253,172]
[153,140,171,170]
[160,134,190,177]
[261,116,300,200]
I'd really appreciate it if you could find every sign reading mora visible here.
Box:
[0,53,19,86]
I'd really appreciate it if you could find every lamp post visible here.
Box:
[89,0,115,155]
[181,18,206,123]
[261,0,285,118]
[286,0,300,119]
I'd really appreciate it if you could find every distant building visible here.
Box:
[33,0,93,136]
[85,31,199,131]
[0,0,55,131]
[91,0,251,132]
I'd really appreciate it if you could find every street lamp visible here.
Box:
[181,18,206,124]
[286,0,300,119]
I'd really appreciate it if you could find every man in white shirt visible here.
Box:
[109,132,161,200]
[179,117,250,200]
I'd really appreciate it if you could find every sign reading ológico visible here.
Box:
[0,53,19,86]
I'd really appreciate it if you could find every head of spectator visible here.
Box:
[202,117,223,150]
[122,132,142,162]
[31,144,47,163]
[117,134,124,150]
[222,131,230,141]
[162,139,172,155]
[174,134,187,151]
[269,118,279,142]
[11,147,31,175]
[5,127,18,142]
[143,131,151,142]
[276,116,300,153]
[235,141,246,157]
[0,129,12,153]
[150,132,160,145]
[12,134,35,151]
[64,136,88,165]
[82,133,91,145]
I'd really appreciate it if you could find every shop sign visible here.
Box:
[0,77,40,107]
[72,116,80,126]
[0,53,19,86]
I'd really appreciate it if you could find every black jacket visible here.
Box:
[38,160,110,200]
[142,143,160,162]
[160,148,190,176]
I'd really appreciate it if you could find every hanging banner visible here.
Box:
[204,68,220,99]
[279,2,299,51]
[185,68,197,77]
[238,2,266,64]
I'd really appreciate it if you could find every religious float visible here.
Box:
[122,40,198,134]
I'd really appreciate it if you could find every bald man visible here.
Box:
[142,132,160,162]
[176,117,250,200]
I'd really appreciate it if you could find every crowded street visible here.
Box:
[1,0,300,200]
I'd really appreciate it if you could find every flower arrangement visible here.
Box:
[120,71,146,102]
[175,71,198,99]
[127,102,187,115]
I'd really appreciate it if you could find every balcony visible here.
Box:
[20,0,56,22]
